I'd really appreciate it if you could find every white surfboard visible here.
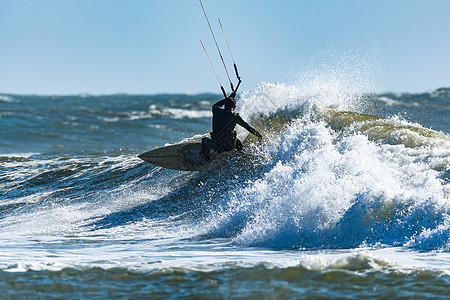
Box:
[138,139,215,171]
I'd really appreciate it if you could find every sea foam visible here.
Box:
[204,81,450,251]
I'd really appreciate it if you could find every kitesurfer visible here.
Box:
[201,92,262,161]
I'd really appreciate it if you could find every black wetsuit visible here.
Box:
[202,97,261,155]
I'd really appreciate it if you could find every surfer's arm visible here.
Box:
[212,99,228,109]
[236,114,262,143]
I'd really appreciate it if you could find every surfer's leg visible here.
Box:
[235,138,243,151]
[200,138,212,161]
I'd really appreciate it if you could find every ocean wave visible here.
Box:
[218,120,447,249]
[0,154,149,215]
[0,153,39,162]
[98,107,211,122]
[201,82,449,251]
[0,251,449,298]
[318,107,449,148]
[0,95,18,103]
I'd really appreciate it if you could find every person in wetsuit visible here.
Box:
[201,92,262,160]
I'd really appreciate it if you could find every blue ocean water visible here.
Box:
[0,82,449,298]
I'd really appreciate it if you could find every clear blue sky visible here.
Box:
[1,0,448,95]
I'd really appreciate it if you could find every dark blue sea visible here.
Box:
[1,83,449,298]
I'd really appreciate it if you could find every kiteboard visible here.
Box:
[138,136,216,171]
[138,132,250,171]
